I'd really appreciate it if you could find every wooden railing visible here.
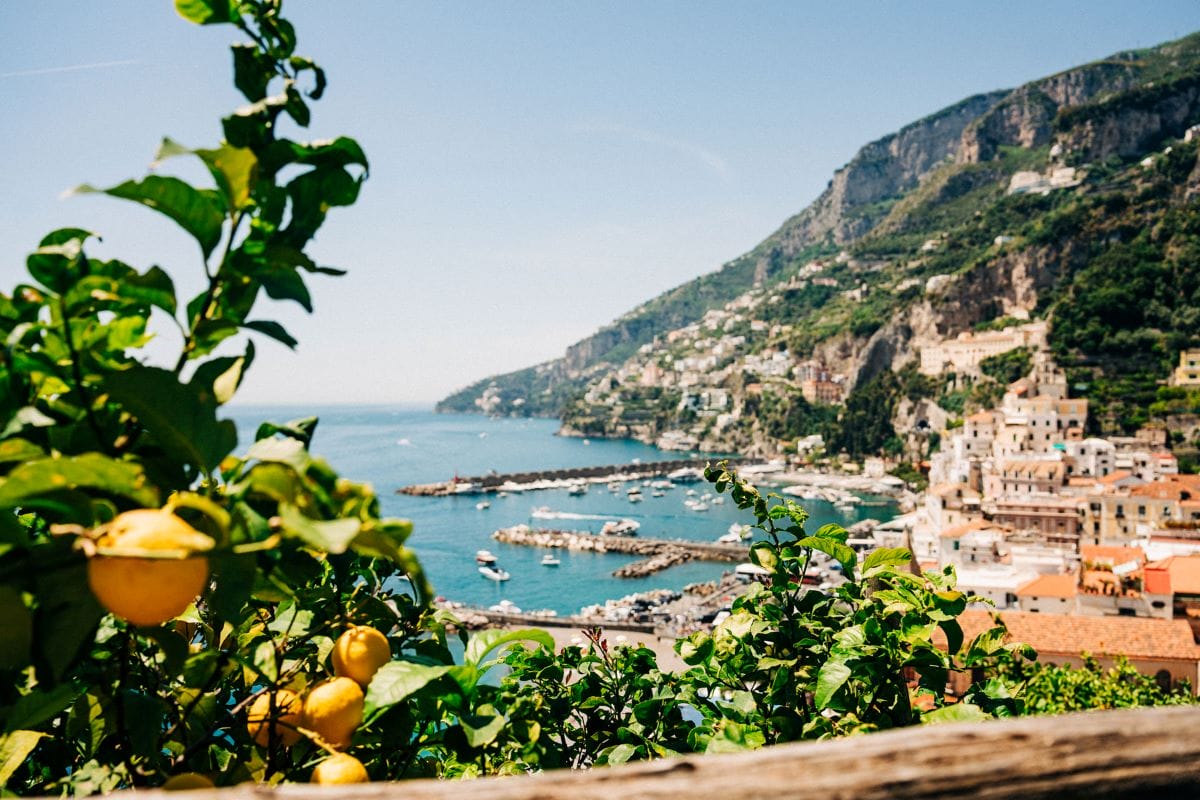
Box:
[131,704,1200,799]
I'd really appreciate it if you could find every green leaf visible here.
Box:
[0,585,32,669]
[102,365,236,475]
[26,229,94,294]
[231,43,276,102]
[0,438,45,465]
[71,177,225,258]
[862,547,912,574]
[363,661,452,717]
[191,345,254,406]
[3,685,81,732]
[0,453,158,509]
[922,702,987,724]
[279,505,360,554]
[460,705,505,748]
[32,557,104,683]
[938,619,964,656]
[796,535,857,575]
[243,319,298,349]
[195,144,258,211]
[174,0,237,25]
[0,731,46,786]
[605,743,638,764]
[814,659,851,709]
[463,628,554,668]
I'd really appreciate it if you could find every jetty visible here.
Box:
[397,457,759,496]
[491,524,749,578]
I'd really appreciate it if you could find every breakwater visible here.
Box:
[397,457,759,496]
[492,524,749,578]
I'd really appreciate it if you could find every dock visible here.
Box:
[491,524,749,578]
[397,457,759,496]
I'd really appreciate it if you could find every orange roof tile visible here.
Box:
[1097,470,1134,485]
[1015,573,1078,598]
[1081,545,1145,566]
[1163,556,1200,595]
[939,518,1003,540]
[953,610,1200,661]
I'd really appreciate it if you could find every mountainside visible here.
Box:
[438,32,1200,463]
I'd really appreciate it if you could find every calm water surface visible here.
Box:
[229,405,894,615]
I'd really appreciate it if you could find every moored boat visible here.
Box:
[479,565,511,582]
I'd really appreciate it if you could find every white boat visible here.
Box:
[498,491,509,498]
[712,496,725,505]
[476,501,490,510]
[568,484,588,496]
[540,554,561,567]
[475,549,498,564]
[479,565,511,582]
[628,494,643,503]
[718,523,752,543]
[626,485,642,495]
[489,599,521,613]
[685,489,697,497]
[600,519,640,536]
[685,500,709,512]
[651,490,665,497]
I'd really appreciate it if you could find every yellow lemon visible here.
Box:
[311,753,369,784]
[301,677,364,751]
[247,689,303,748]
[331,625,391,687]
[86,509,214,628]
[162,773,215,791]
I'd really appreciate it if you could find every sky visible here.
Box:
[1,2,1198,406]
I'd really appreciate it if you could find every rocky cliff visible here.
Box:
[438,32,1200,452]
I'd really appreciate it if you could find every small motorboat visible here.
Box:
[540,554,561,567]
[651,490,665,497]
[479,565,511,582]
[489,599,522,613]
[568,483,588,496]
[600,519,641,536]
[476,501,490,510]
[718,523,752,543]
[475,549,498,564]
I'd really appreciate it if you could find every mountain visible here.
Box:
[437,32,1200,462]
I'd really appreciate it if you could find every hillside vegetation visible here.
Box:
[438,32,1200,458]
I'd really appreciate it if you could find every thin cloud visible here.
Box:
[0,59,138,79]
[578,123,734,180]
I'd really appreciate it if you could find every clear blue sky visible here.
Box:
[1,2,1197,406]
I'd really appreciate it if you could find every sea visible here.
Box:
[228,405,895,617]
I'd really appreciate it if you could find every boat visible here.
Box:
[479,565,511,582]
[475,501,490,510]
[628,494,642,503]
[498,491,509,498]
[718,523,752,543]
[651,490,665,497]
[568,483,588,496]
[475,549,498,564]
[600,519,640,536]
[489,599,521,613]
[685,488,697,497]
[626,485,642,495]
[540,554,561,567]
[685,500,709,512]
[712,496,725,505]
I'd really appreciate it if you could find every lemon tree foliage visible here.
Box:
[0,0,437,792]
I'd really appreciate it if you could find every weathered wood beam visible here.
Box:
[137,705,1200,799]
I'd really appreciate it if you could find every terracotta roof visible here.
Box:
[966,411,993,423]
[1002,460,1065,478]
[939,518,1004,540]
[1159,556,1200,595]
[1015,573,1078,598]
[1131,478,1197,501]
[1097,470,1134,485]
[954,610,1200,661]
[1081,545,1145,566]
[930,482,977,499]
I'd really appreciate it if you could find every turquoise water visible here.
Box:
[229,406,894,616]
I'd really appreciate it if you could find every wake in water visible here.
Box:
[530,506,623,521]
